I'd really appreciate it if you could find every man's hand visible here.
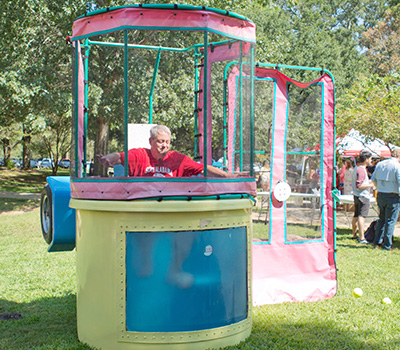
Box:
[97,153,121,168]
[205,165,240,178]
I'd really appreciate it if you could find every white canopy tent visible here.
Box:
[336,129,397,158]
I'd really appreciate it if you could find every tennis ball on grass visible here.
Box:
[382,297,392,304]
[352,288,363,298]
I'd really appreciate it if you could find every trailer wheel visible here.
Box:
[40,184,53,244]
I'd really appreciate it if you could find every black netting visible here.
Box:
[285,84,322,241]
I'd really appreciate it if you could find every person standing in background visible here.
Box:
[351,150,374,243]
[371,148,400,251]
[343,158,354,195]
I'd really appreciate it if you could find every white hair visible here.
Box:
[150,125,171,139]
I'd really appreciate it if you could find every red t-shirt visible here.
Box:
[119,148,204,177]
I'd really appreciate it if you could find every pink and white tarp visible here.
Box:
[229,69,337,306]
[72,6,256,43]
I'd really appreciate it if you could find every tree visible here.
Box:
[360,5,400,76]
[337,3,400,151]
[336,73,400,151]
[243,0,389,95]
[0,0,37,164]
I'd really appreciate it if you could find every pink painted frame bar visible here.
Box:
[70,178,257,200]
[72,7,256,43]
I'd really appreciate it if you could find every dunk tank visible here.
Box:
[39,4,337,350]
[41,5,256,350]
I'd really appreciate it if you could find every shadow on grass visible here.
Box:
[0,198,40,213]
[0,169,50,193]
[2,293,400,350]
[238,318,400,350]
[336,227,400,250]
[0,294,94,350]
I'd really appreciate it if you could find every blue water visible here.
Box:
[125,227,248,332]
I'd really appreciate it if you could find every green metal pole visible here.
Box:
[123,30,129,176]
[249,44,255,177]
[203,32,208,176]
[194,47,200,159]
[239,42,243,171]
[74,42,80,178]
[149,48,162,123]
[222,70,228,171]
[83,39,90,177]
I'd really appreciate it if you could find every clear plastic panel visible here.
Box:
[83,32,125,177]
[232,61,253,175]
[285,83,322,242]
[72,28,252,179]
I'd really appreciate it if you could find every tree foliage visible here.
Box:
[337,3,400,150]
[360,5,400,76]
[337,73,400,150]
[1,0,397,168]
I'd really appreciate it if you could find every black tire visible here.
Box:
[40,184,53,245]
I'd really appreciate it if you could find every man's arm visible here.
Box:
[97,153,122,168]
[205,165,238,178]
[358,181,374,190]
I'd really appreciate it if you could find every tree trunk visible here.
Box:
[22,134,31,170]
[94,117,110,177]
[2,138,11,165]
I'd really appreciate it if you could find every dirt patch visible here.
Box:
[0,191,41,200]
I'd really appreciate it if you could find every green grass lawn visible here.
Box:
[0,168,69,193]
[0,173,400,349]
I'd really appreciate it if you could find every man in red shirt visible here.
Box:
[98,125,236,288]
[98,125,234,178]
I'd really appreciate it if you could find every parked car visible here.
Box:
[11,158,22,168]
[37,158,54,169]
[59,158,71,168]
[30,159,38,168]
